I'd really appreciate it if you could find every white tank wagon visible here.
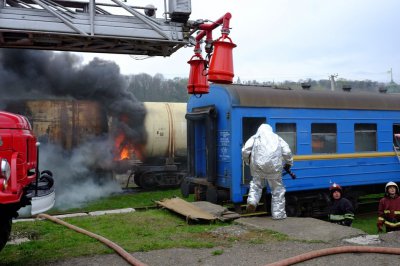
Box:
[130,102,188,189]
[6,100,188,189]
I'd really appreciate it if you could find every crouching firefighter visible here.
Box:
[328,183,355,226]
[377,181,400,233]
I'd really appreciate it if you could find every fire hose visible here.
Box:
[37,213,147,266]
[264,245,400,266]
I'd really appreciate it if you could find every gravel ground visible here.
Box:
[43,224,400,266]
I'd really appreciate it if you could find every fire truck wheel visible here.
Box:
[41,170,53,177]
[0,216,11,251]
[39,174,54,190]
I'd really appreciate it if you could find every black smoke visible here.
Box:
[0,48,146,210]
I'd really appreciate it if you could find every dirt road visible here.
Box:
[45,221,400,266]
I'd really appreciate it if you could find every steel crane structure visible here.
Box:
[0,0,194,56]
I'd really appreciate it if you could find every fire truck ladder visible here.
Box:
[0,0,193,56]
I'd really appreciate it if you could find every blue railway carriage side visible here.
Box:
[181,84,400,216]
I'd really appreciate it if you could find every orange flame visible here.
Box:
[114,133,131,160]
[119,146,130,160]
[114,132,146,161]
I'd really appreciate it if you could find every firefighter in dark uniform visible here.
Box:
[328,183,355,226]
[377,181,400,233]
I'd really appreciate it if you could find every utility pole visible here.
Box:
[388,68,394,83]
[329,74,338,91]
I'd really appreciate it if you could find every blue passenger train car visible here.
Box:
[181,84,400,216]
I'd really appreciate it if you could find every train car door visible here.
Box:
[242,117,266,184]
[185,106,217,184]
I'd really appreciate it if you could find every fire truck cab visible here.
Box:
[0,111,55,251]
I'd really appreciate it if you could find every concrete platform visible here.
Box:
[158,199,367,243]
[235,216,366,242]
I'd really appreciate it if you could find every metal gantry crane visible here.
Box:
[0,0,194,56]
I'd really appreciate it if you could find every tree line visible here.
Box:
[126,73,388,102]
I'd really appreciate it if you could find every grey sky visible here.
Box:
[80,0,400,83]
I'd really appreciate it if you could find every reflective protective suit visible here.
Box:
[242,124,293,219]
[377,195,400,232]
[329,197,355,226]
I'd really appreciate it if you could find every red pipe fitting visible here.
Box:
[195,12,232,43]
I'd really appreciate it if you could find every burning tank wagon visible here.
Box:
[116,102,187,189]
[5,100,187,189]
[6,100,109,151]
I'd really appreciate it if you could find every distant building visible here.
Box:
[385,68,400,93]
[386,81,400,93]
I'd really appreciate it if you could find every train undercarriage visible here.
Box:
[181,181,383,218]
[129,164,186,190]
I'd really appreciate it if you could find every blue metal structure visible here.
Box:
[181,84,400,216]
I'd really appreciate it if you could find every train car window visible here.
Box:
[276,123,297,154]
[242,117,267,143]
[311,123,337,153]
[355,124,377,152]
[393,124,400,148]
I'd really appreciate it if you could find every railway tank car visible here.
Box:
[5,99,109,149]
[128,102,187,189]
[181,84,400,217]
[6,100,188,189]
[29,100,107,148]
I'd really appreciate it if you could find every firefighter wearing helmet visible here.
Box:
[328,183,355,226]
[377,181,400,233]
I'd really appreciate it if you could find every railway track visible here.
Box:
[43,187,381,219]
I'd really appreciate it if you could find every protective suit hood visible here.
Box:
[254,124,280,154]
[247,124,282,175]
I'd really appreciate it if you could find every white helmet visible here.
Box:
[385,181,399,193]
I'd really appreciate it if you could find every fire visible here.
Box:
[114,130,145,161]
[114,133,132,160]
[114,132,146,161]
[119,146,130,160]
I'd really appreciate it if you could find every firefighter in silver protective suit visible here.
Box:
[242,124,293,219]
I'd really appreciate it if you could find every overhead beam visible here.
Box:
[0,0,193,56]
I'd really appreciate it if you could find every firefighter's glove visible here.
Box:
[284,164,296,180]
[377,222,384,233]
[290,172,297,180]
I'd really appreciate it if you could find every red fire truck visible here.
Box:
[0,111,55,251]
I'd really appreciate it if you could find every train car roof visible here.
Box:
[220,84,400,110]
